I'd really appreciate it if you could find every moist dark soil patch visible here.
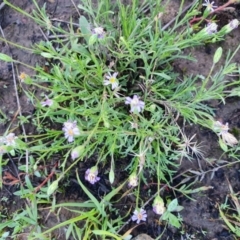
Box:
[1,0,240,239]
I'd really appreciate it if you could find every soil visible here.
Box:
[0,0,240,240]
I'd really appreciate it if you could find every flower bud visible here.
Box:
[47,179,59,196]
[152,195,166,215]
[71,145,84,160]
[220,19,239,34]
[128,172,138,188]
[205,22,218,35]
[149,104,156,112]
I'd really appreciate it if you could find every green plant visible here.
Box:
[0,0,240,238]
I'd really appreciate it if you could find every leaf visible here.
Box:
[103,180,127,202]
[41,52,54,58]
[168,213,181,228]
[167,199,178,212]
[76,171,102,213]
[162,211,170,221]
[79,16,91,36]
[188,170,202,176]
[66,223,73,240]
[25,175,34,190]
[88,34,98,45]
[223,63,236,74]
[92,230,122,240]
[219,206,236,233]
[219,138,228,152]
[152,72,171,80]
[0,53,13,62]
[174,206,184,212]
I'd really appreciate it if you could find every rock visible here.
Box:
[131,234,154,240]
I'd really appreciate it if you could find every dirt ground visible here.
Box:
[0,0,240,239]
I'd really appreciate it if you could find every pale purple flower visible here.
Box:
[62,120,80,142]
[125,95,145,113]
[85,166,100,184]
[103,72,119,90]
[131,208,147,224]
[202,0,217,12]
[4,133,18,146]
[41,98,53,107]
[92,27,105,38]
[206,22,218,34]
[128,172,138,188]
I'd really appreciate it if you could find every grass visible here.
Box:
[0,0,240,239]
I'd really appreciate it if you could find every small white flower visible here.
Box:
[103,72,119,90]
[62,120,80,142]
[4,133,18,146]
[132,208,147,224]
[129,121,138,129]
[92,27,105,38]
[206,22,218,34]
[203,0,217,12]
[41,98,53,107]
[125,95,145,113]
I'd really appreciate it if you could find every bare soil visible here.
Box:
[0,0,240,239]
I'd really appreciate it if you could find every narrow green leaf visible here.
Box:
[76,172,102,213]
[92,230,122,240]
[41,52,53,58]
[219,138,228,152]
[0,53,13,62]
[88,34,98,45]
[79,16,91,36]
[152,72,171,80]
[103,180,127,202]
[66,223,73,240]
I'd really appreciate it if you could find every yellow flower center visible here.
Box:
[109,77,116,83]
[88,173,95,181]
[67,129,74,136]
[137,213,143,220]
[19,72,27,81]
